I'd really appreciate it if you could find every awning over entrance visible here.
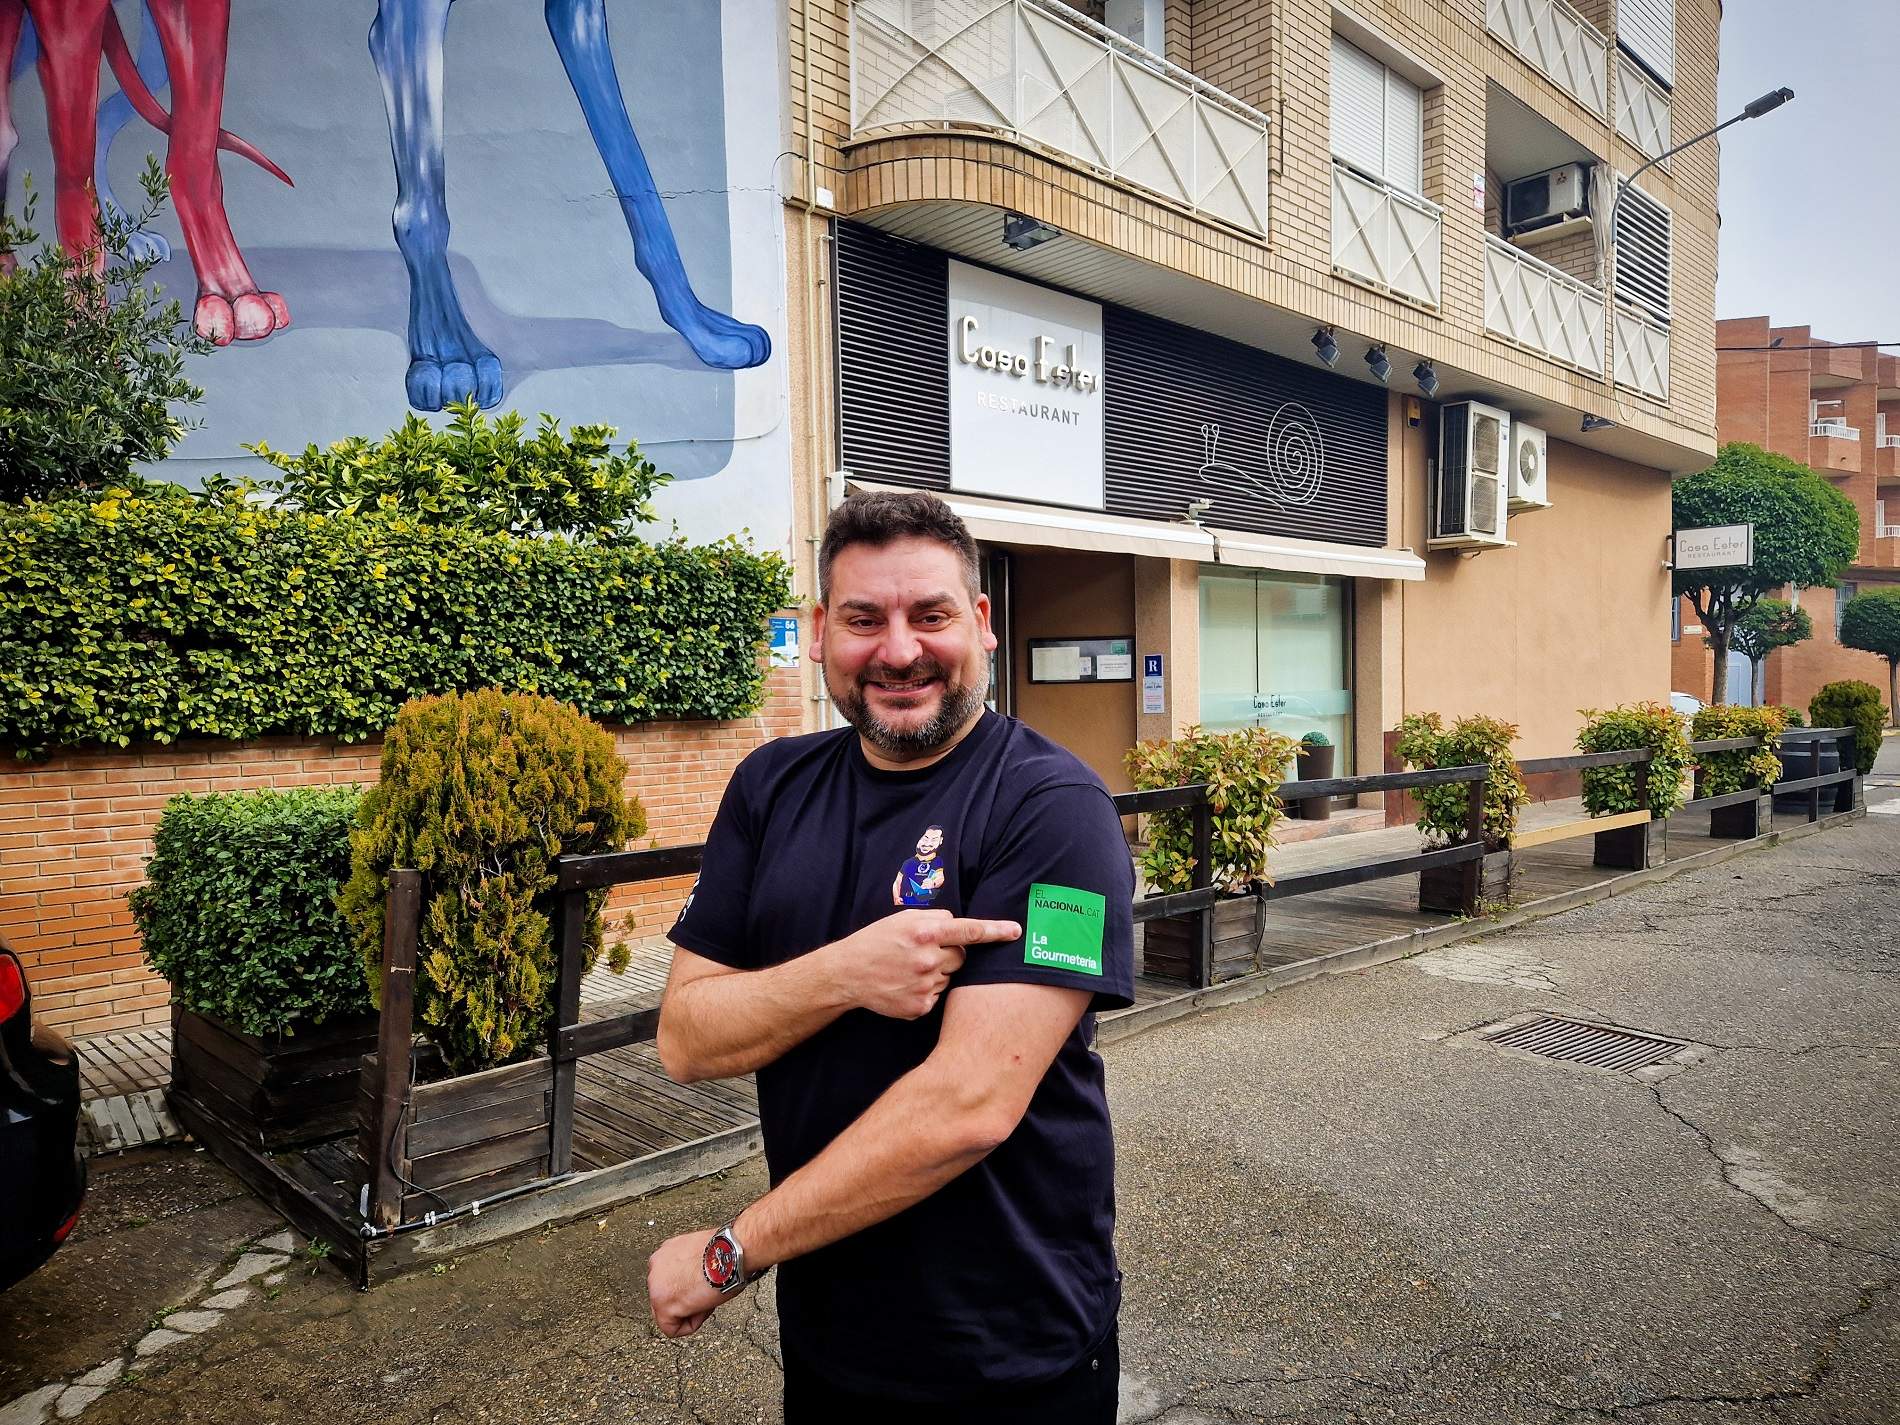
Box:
[846,481,1424,581]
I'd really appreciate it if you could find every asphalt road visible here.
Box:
[5,739,1897,1424]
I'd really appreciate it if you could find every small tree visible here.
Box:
[1673,444,1859,704]
[1839,586,1900,725]
[1729,598,1813,704]
[0,161,210,502]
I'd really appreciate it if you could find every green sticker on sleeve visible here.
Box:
[1024,883,1106,977]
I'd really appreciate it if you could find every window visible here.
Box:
[1671,595,1681,644]
[1612,177,1672,321]
[1836,582,1859,640]
[1330,34,1424,196]
[1615,0,1675,89]
[1104,0,1166,54]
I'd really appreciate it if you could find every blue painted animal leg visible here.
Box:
[369,0,502,410]
[544,0,769,371]
[94,0,170,262]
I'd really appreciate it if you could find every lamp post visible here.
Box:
[1606,86,1794,253]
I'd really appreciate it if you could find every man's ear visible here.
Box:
[974,592,998,654]
[810,602,826,664]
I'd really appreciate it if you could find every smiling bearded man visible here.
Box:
[646,490,1135,1423]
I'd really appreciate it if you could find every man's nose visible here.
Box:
[876,618,924,669]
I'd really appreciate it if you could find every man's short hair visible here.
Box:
[818,491,981,605]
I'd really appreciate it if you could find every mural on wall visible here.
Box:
[0,0,790,549]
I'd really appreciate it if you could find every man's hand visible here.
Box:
[648,1230,728,1339]
[827,910,1021,1020]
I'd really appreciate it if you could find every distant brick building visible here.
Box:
[1671,317,1900,709]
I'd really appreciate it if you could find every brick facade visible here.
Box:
[1,671,805,1038]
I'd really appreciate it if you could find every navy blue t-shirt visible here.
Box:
[668,710,1135,1399]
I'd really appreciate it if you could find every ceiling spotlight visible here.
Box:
[1581,414,1618,433]
[1002,211,1061,251]
[1365,344,1391,384]
[1311,326,1340,367]
[1412,360,1439,398]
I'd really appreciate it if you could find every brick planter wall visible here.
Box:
[0,670,803,1037]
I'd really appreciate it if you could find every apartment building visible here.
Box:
[780,0,1721,791]
[1670,316,1900,708]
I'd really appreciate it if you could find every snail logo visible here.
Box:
[1198,406,1326,508]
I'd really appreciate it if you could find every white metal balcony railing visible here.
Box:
[849,0,1270,237]
[1613,51,1672,161]
[1331,161,1443,308]
[1811,421,1861,440]
[1612,303,1670,401]
[1483,234,1606,375]
[1878,434,1900,449]
[1486,0,1609,116]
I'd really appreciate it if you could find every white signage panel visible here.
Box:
[947,260,1105,509]
[1674,523,1754,571]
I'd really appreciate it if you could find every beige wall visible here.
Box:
[1396,427,1673,756]
[1008,548,1139,791]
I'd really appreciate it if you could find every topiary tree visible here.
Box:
[1730,598,1812,704]
[338,690,640,1074]
[1392,713,1528,851]
[0,161,210,502]
[1673,444,1859,705]
[1838,586,1900,725]
[1809,680,1886,775]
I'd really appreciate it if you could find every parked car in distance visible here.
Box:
[1,942,85,1291]
[1669,691,1705,720]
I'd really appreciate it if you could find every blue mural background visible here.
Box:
[2,0,792,550]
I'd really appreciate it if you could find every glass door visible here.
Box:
[980,547,1014,716]
[1198,568,1353,775]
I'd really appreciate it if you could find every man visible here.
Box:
[892,824,947,906]
[647,490,1135,1421]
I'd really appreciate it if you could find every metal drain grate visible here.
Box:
[1486,1016,1687,1072]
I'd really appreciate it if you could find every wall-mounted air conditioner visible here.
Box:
[1505,163,1593,238]
[1431,401,1512,549]
[1508,420,1551,512]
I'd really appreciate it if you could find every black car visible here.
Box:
[1,942,85,1290]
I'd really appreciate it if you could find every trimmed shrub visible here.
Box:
[0,482,792,757]
[1691,705,1786,797]
[1776,705,1806,729]
[1575,702,1692,818]
[1125,726,1299,894]
[1809,680,1886,775]
[129,786,371,1037]
[338,691,639,1075]
[1392,713,1527,851]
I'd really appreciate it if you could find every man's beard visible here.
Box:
[829,654,991,759]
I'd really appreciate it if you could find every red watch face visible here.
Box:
[703,1233,741,1290]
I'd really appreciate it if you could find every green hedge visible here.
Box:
[129,786,371,1037]
[1810,680,1885,775]
[0,484,792,756]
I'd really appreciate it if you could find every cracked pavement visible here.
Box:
[3,746,1896,1423]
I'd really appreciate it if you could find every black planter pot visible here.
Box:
[1418,848,1514,914]
[1592,819,1663,870]
[1294,743,1336,820]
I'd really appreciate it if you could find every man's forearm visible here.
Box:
[656,949,852,1082]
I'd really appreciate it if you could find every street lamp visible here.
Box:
[1606,87,1794,252]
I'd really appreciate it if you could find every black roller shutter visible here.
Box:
[835,224,950,490]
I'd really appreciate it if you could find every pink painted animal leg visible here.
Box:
[0,0,23,274]
[147,0,287,343]
[25,0,108,268]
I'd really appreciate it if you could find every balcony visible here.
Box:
[1483,235,1606,375]
[849,0,1270,237]
[1613,52,1671,161]
[1485,0,1609,116]
[1611,304,1669,401]
[1331,161,1443,308]
[1809,421,1861,473]
[1810,420,1861,440]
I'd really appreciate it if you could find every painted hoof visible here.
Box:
[405,352,505,411]
[195,291,290,345]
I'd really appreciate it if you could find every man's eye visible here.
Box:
[916,613,949,628]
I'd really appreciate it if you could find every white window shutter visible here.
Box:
[1383,69,1423,195]
[1616,0,1675,88]
[1330,36,1387,179]
[1614,179,1672,320]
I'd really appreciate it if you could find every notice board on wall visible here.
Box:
[1027,637,1136,684]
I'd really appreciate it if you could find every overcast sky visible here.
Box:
[1716,0,1900,342]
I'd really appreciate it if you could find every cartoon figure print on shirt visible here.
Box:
[893,825,949,907]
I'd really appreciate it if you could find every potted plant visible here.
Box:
[1125,725,1298,984]
[132,787,381,1152]
[1690,704,1786,838]
[1392,713,1527,914]
[1575,702,1691,869]
[338,691,637,1214]
[1808,679,1884,810]
[1293,730,1335,821]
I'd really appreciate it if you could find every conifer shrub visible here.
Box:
[1809,680,1886,775]
[339,691,640,1075]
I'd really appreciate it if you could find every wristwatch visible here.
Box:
[701,1220,764,1295]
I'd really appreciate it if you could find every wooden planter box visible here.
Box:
[1143,895,1263,985]
[1593,819,1663,870]
[1709,794,1771,840]
[169,1005,380,1153]
[355,1046,553,1221]
[1418,849,1513,914]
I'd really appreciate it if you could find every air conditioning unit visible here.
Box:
[1431,401,1512,550]
[1505,163,1593,237]
[1508,420,1551,512]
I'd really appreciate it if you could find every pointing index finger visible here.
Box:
[937,917,1023,946]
